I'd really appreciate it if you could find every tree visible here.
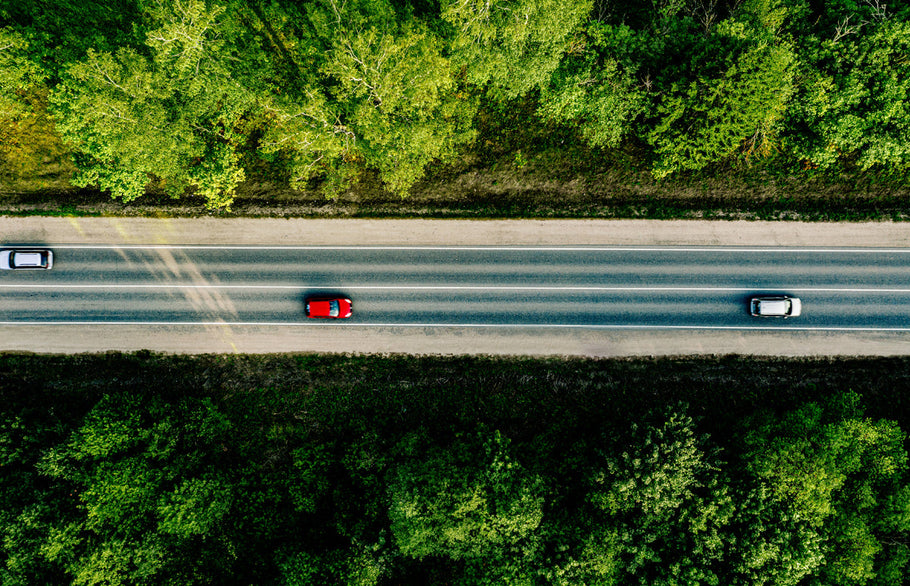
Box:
[277,543,386,586]
[233,0,478,198]
[785,18,910,175]
[50,0,251,208]
[538,23,645,149]
[32,394,238,585]
[387,429,545,584]
[645,13,796,177]
[321,18,475,195]
[738,392,910,585]
[0,27,70,186]
[442,0,594,100]
[584,410,734,586]
[0,27,37,119]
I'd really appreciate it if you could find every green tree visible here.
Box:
[277,543,385,586]
[237,0,477,198]
[387,429,545,584]
[50,0,251,208]
[786,19,910,174]
[646,14,796,177]
[0,27,38,119]
[585,410,735,586]
[322,18,475,195]
[442,0,593,100]
[0,27,71,186]
[725,484,827,586]
[738,392,910,585]
[32,394,237,585]
[538,23,645,149]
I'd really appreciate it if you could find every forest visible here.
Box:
[1,0,909,208]
[2,353,910,585]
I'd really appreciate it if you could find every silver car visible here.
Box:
[0,249,54,270]
[750,296,801,318]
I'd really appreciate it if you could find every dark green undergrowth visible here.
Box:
[2,353,910,585]
[2,169,910,221]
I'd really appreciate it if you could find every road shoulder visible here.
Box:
[4,217,910,247]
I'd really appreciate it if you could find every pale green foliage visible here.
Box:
[59,396,143,460]
[539,24,645,149]
[258,93,350,192]
[728,485,826,586]
[278,543,385,586]
[81,459,159,530]
[39,520,83,566]
[320,6,476,196]
[253,0,476,197]
[543,527,620,586]
[69,538,165,586]
[343,545,385,586]
[388,430,545,562]
[156,476,233,537]
[2,503,73,585]
[143,0,226,73]
[740,0,791,31]
[50,0,249,208]
[746,416,844,523]
[787,19,910,173]
[746,403,861,525]
[442,0,593,100]
[325,25,446,115]
[0,27,70,185]
[591,412,709,516]
[824,513,880,584]
[0,27,40,118]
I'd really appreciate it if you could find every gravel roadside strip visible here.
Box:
[5,217,910,247]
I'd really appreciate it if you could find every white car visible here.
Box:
[750,296,801,318]
[0,249,54,270]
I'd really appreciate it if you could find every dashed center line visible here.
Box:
[41,244,910,253]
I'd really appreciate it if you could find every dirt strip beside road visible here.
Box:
[4,217,910,246]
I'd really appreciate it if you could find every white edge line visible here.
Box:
[31,245,910,253]
[3,284,910,293]
[1,321,910,332]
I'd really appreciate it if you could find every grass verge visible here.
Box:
[3,352,910,434]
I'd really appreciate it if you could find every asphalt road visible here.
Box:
[3,244,910,331]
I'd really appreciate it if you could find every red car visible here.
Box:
[306,297,352,319]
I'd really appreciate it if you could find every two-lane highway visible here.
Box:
[3,245,910,330]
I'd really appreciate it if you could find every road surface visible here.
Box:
[3,244,910,332]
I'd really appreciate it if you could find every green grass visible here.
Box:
[4,352,910,437]
[1,173,908,221]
